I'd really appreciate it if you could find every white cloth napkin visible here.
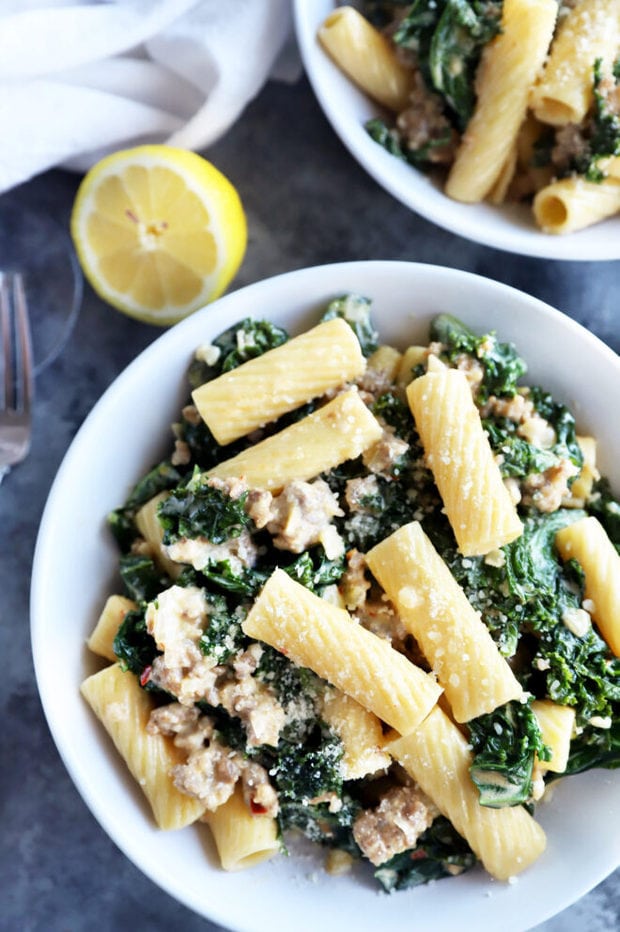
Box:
[0,0,295,193]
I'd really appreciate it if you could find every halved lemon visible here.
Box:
[70,145,247,325]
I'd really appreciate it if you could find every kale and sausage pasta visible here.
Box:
[82,296,620,890]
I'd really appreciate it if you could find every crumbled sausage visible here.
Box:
[353,785,438,866]
[247,479,344,559]
[363,426,409,478]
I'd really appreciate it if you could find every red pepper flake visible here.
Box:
[410,848,427,861]
[140,666,152,687]
[250,800,268,815]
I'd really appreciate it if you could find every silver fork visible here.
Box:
[0,272,33,483]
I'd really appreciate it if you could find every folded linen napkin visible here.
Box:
[0,0,295,193]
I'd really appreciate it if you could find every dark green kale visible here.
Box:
[372,390,415,444]
[562,717,620,776]
[320,294,379,357]
[483,419,559,478]
[362,0,411,29]
[366,116,453,169]
[158,472,251,545]
[274,724,359,850]
[374,816,476,891]
[199,595,246,664]
[587,478,620,551]
[527,387,583,472]
[199,559,267,597]
[256,646,323,742]
[108,460,183,550]
[468,700,551,808]
[281,547,346,594]
[535,624,620,723]
[188,318,289,385]
[113,607,159,682]
[439,510,586,659]
[119,553,170,603]
[391,0,503,129]
[574,59,620,183]
[430,313,527,401]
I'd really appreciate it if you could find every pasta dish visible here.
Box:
[81,296,620,890]
[318,1,620,235]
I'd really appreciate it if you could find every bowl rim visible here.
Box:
[31,260,620,932]
[293,0,620,261]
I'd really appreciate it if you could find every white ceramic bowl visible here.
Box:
[294,1,620,261]
[32,262,620,932]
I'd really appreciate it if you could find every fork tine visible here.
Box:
[0,271,34,414]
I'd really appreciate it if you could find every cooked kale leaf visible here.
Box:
[374,816,476,891]
[469,700,550,808]
[562,717,620,776]
[158,472,251,545]
[281,547,346,593]
[527,387,583,471]
[321,293,379,356]
[366,116,453,169]
[574,59,620,182]
[430,313,526,401]
[199,596,245,663]
[108,460,182,550]
[188,318,289,386]
[483,419,559,478]
[113,607,159,680]
[391,0,503,129]
[119,553,170,603]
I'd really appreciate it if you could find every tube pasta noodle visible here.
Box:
[208,388,382,491]
[531,700,575,774]
[318,5,414,111]
[192,318,366,446]
[86,302,620,891]
[203,786,280,871]
[445,0,558,203]
[242,568,442,736]
[530,0,620,127]
[555,516,620,656]
[366,522,523,722]
[407,366,523,556]
[387,707,547,881]
[321,689,391,780]
[320,2,620,234]
[86,594,136,661]
[533,175,620,235]
[81,664,206,829]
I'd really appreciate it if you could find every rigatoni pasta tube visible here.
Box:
[366,522,523,722]
[321,688,391,780]
[242,569,442,736]
[192,318,366,445]
[203,786,280,871]
[533,176,620,235]
[80,664,206,829]
[87,594,136,662]
[407,368,522,556]
[531,700,575,774]
[530,0,620,126]
[208,388,382,491]
[387,707,547,880]
[445,0,557,203]
[555,516,620,656]
[318,5,414,111]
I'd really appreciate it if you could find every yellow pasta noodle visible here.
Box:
[135,490,181,579]
[321,688,391,780]
[203,786,281,871]
[318,5,414,111]
[387,707,547,881]
[87,594,136,662]
[80,664,206,829]
[531,700,575,774]
[555,516,620,656]
[396,345,427,388]
[192,318,366,446]
[208,388,382,491]
[530,0,620,126]
[533,175,620,235]
[366,522,523,722]
[445,0,557,203]
[407,367,523,556]
[242,568,442,736]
